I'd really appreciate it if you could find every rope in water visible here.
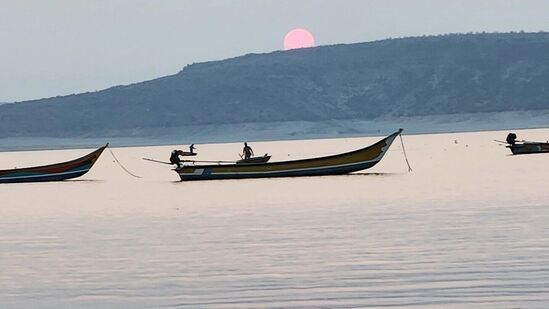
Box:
[399,133,413,172]
[108,147,141,178]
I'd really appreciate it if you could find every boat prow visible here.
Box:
[175,129,402,181]
[0,144,108,184]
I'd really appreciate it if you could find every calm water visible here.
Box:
[1,132,549,308]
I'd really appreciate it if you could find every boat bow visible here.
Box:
[0,144,108,183]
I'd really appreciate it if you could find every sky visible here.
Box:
[1,0,549,102]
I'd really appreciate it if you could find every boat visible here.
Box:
[236,154,271,164]
[507,142,549,155]
[175,129,402,181]
[0,144,108,183]
[503,132,549,155]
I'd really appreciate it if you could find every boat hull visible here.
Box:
[507,143,549,155]
[175,130,401,181]
[0,145,107,184]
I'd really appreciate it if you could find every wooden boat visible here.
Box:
[507,142,549,155]
[0,144,108,183]
[178,151,197,156]
[175,129,402,181]
[236,154,271,164]
[503,132,549,155]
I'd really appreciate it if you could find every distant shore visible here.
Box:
[1,110,549,152]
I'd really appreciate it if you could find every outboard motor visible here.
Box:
[170,150,181,165]
[506,133,517,145]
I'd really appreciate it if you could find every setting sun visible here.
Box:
[284,28,315,50]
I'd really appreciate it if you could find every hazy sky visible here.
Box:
[1,0,548,102]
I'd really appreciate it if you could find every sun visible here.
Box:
[284,28,315,50]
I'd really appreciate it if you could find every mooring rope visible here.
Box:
[399,133,413,172]
[108,146,142,178]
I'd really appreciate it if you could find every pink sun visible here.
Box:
[284,28,315,50]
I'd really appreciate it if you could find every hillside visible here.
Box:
[1,32,549,139]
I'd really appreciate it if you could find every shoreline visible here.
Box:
[1,124,548,153]
[3,109,549,152]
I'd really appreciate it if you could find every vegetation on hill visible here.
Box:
[1,32,549,137]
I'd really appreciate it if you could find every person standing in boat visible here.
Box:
[189,144,196,154]
[243,142,254,160]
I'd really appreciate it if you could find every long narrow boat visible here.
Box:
[507,142,549,155]
[175,129,402,181]
[503,132,549,155]
[236,154,271,164]
[0,144,108,183]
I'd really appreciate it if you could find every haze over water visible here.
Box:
[1,129,548,308]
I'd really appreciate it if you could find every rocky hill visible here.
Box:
[1,32,549,138]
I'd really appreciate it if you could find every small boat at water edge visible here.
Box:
[175,129,403,181]
[236,154,271,164]
[0,144,108,183]
[507,142,549,155]
[504,133,549,155]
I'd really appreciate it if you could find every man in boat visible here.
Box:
[506,133,517,145]
[189,144,196,154]
[243,142,254,160]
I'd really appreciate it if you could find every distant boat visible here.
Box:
[236,154,271,164]
[177,151,197,156]
[0,144,107,183]
[507,142,549,155]
[175,129,402,181]
[504,133,549,155]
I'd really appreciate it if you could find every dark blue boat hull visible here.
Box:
[0,145,107,184]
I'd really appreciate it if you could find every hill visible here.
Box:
[1,32,549,140]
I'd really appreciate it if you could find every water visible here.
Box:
[1,130,549,308]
